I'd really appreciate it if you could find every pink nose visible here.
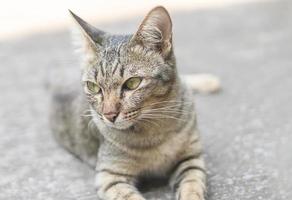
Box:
[103,112,119,123]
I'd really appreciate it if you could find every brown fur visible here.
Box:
[51,6,207,200]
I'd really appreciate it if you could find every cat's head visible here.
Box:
[71,6,178,130]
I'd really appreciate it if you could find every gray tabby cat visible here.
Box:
[51,6,210,200]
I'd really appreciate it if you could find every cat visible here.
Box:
[50,6,220,200]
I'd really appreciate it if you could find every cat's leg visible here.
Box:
[181,73,221,94]
[170,156,206,200]
[169,138,207,200]
[50,90,100,168]
[95,169,145,200]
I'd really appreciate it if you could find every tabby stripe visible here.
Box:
[180,179,200,185]
[168,97,188,132]
[112,61,119,75]
[119,66,124,77]
[116,43,122,62]
[189,137,200,145]
[94,69,98,81]
[176,97,185,119]
[172,154,202,174]
[173,166,206,190]
[177,166,206,179]
[114,47,122,77]
[97,169,135,178]
[177,117,195,135]
[104,181,128,192]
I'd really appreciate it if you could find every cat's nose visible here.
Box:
[103,112,119,123]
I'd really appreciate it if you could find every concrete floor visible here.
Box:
[1,0,291,199]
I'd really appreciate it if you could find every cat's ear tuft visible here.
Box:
[69,10,105,54]
[131,6,173,58]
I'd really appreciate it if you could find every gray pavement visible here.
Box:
[1,0,292,199]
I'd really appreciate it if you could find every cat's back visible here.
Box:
[50,86,86,133]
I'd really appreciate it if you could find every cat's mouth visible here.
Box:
[102,108,141,130]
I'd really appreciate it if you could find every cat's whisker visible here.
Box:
[140,103,193,113]
[137,118,161,128]
[140,100,193,109]
[81,114,94,117]
[143,107,192,113]
[84,109,93,112]
[140,113,187,122]
[142,106,192,116]
[82,112,102,119]
[143,110,190,116]
[140,101,184,108]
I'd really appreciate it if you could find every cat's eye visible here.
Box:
[86,81,101,94]
[124,77,142,90]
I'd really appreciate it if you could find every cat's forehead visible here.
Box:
[102,35,131,55]
[95,40,159,71]
[83,34,169,87]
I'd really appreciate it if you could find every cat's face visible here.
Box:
[71,7,176,130]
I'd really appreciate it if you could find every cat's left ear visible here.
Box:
[69,10,105,54]
[130,6,173,58]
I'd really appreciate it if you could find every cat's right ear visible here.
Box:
[130,6,173,58]
[69,10,104,54]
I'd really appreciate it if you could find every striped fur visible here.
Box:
[51,6,206,200]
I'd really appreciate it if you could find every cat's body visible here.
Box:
[50,6,217,200]
[52,78,205,200]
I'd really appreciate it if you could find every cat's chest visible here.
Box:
[141,132,188,174]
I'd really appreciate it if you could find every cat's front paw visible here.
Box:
[176,182,205,200]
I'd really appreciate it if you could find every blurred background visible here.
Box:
[0,0,264,40]
[1,0,292,200]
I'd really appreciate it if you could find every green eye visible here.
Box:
[86,81,101,94]
[124,77,142,90]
